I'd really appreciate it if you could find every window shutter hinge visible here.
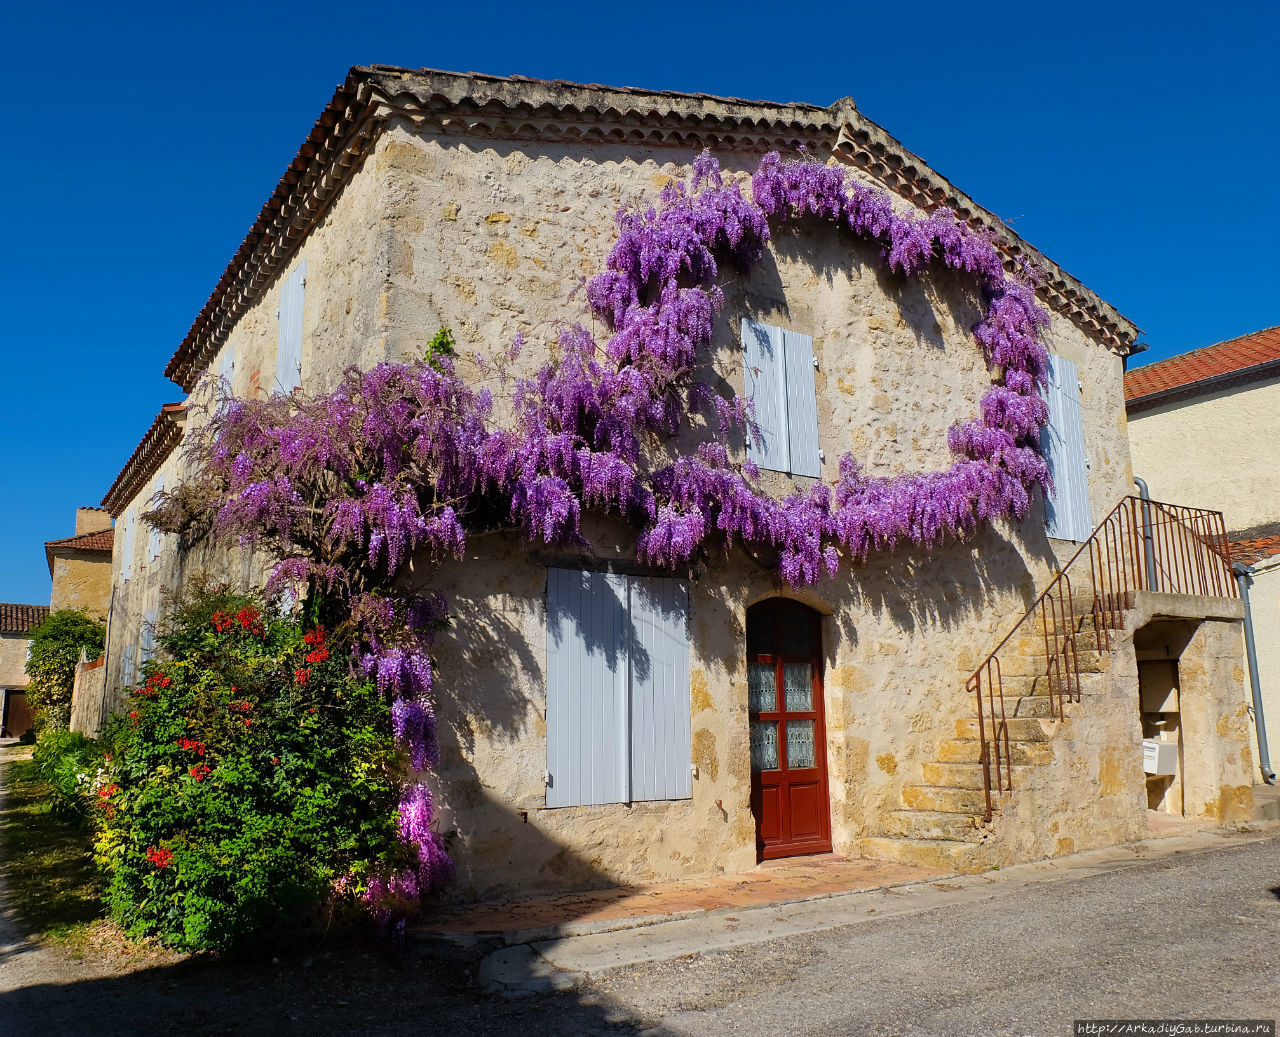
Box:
[275,309,280,320]
[690,763,699,778]
[542,770,551,786]
[812,356,819,369]
[818,448,826,462]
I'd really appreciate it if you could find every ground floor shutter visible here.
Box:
[545,568,691,807]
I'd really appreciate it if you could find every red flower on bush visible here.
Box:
[189,763,212,782]
[98,783,120,802]
[294,668,310,685]
[145,846,174,869]
[128,710,140,725]
[235,606,264,635]
[303,627,329,664]
[177,737,206,756]
[211,610,234,632]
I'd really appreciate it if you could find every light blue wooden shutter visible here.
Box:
[628,576,691,801]
[276,261,305,393]
[219,345,235,389]
[782,330,821,478]
[743,319,789,473]
[1041,355,1092,541]
[121,644,135,687]
[140,607,157,663]
[546,568,629,807]
[147,475,165,560]
[120,508,136,581]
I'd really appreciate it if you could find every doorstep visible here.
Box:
[416,853,943,945]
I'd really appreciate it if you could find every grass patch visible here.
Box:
[0,748,103,944]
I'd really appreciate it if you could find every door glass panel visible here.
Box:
[750,721,779,771]
[748,662,777,713]
[786,719,815,769]
[783,662,813,712]
[780,607,815,657]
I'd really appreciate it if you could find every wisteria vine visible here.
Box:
[151,149,1051,917]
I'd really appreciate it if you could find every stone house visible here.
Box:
[1,603,49,738]
[44,507,115,621]
[1125,325,1280,787]
[98,66,1253,900]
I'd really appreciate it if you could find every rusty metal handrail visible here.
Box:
[966,495,1236,821]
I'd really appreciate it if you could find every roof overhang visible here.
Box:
[101,403,187,517]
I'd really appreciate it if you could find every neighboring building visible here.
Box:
[99,66,1253,900]
[44,507,114,620]
[1,603,49,738]
[1125,325,1280,782]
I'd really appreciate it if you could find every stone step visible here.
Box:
[937,737,1054,767]
[1000,648,1109,677]
[901,784,1001,814]
[921,761,1036,790]
[861,836,997,875]
[880,810,992,843]
[956,716,1053,742]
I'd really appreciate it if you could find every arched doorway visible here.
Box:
[746,599,832,859]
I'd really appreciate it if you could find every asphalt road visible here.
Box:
[3,830,1278,1036]
[589,832,1280,1036]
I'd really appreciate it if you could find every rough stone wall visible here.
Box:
[103,448,187,709]
[0,631,31,690]
[1127,377,1280,535]
[69,659,107,735]
[1175,615,1255,821]
[50,551,113,620]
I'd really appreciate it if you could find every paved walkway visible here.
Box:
[418,799,1261,944]
[418,854,943,940]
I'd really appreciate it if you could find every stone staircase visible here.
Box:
[864,605,1120,872]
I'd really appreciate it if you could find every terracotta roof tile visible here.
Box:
[1125,325,1280,403]
[1230,535,1280,568]
[45,528,115,553]
[44,527,116,577]
[0,604,50,635]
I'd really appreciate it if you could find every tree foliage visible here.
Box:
[25,610,106,730]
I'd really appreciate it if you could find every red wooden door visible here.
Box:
[747,600,831,860]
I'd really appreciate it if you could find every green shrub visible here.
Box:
[25,610,106,730]
[95,588,408,951]
[32,729,107,826]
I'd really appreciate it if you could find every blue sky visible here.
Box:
[1,1,1276,606]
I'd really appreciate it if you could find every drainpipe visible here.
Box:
[1133,477,1158,591]
[1234,562,1276,784]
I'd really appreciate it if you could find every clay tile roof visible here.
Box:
[45,528,115,554]
[162,64,1141,391]
[1230,535,1280,568]
[1125,325,1280,406]
[44,527,116,577]
[0,604,50,635]
[101,403,187,517]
